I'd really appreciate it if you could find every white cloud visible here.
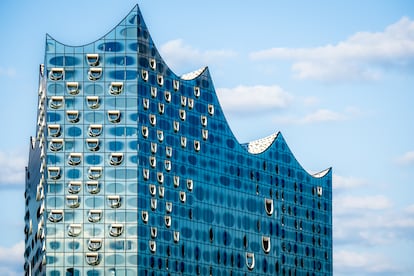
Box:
[395,150,414,165]
[335,195,392,212]
[334,249,399,274]
[159,39,237,73]
[0,67,16,78]
[0,241,24,276]
[250,17,414,81]
[333,174,367,190]
[301,109,346,123]
[0,151,26,187]
[216,85,293,113]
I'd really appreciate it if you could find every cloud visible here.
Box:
[250,17,414,81]
[334,249,400,275]
[333,174,367,190]
[159,39,237,73]
[335,195,392,212]
[0,151,26,187]
[216,85,293,113]
[0,241,24,276]
[0,67,16,78]
[395,150,414,165]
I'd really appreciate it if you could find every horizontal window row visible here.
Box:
[67,223,123,237]
[48,166,103,180]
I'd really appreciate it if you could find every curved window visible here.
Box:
[208,104,214,116]
[188,98,194,109]
[48,210,63,223]
[150,227,157,238]
[158,186,165,198]
[141,211,149,223]
[49,68,64,81]
[149,156,156,168]
[149,58,156,70]
[179,191,186,203]
[109,153,123,166]
[194,140,200,152]
[150,198,157,211]
[201,115,207,127]
[149,240,156,253]
[157,130,164,143]
[164,216,171,228]
[107,110,121,123]
[48,124,61,137]
[68,181,81,194]
[179,109,186,121]
[202,129,209,140]
[86,138,100,151]
[86,253,100,266]
[66,195,80,208]
[173,79,179,91]
[88,167,102,180]
[149,114,156,126]
[164,91,171,102]
[109,82,123,95]
[142,169,149,180]
[166,147,172,158]
[143,98,149,110]
[164,160,171,171]
[265,198,274,216]
[166,202,172,213]
[68,224,82,237]
[88,239,102,251]
[86,96,100,109]
[181,96,187,107]
[108,195,121,208]
[157,172,164,184]
[109,224,123,237]
[173,121,180,132]
[150,142,157,154]
[157,75,164,86]
[88,210,102,223]
[66,82,79,95]
[66,110,79,123]
[49,139,63,151]
[141,70,148,81]
[149,184,156,196]
[245,252,255,271]
[173,231,180,243]
[88,124,102,137]
[68,153,82,166]
[48,167,61,180]
[86,181,100,194]
[174,176,180,188]
[262,236,271,254]
[88,68,102,81]
[194,86,200,98]
[86,54,100,66]
[187,179,193,192]
[181,137,187,148]
[142,126,148,138]
[158,103,164,114]
[49,96,64,109]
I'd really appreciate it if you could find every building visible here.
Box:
[24,4,332,276]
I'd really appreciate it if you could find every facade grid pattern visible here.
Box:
[24,5,332,276]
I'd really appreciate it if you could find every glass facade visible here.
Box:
[24,5,332,275]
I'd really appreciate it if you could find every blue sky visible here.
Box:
[1,0,414,275]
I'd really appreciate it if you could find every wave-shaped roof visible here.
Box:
[45,4,330,181]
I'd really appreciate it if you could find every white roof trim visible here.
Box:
[247,132,279,154]
[180,67,206,80]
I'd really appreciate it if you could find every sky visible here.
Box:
[0,0,413,275]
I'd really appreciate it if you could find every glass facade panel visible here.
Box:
[25,4,332,275]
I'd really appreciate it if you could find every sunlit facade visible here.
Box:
[24,5,332,275]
